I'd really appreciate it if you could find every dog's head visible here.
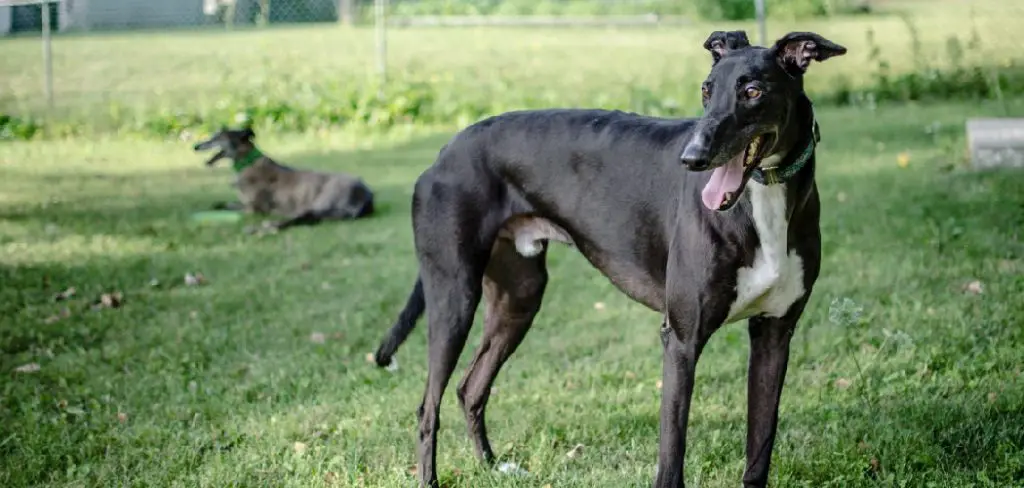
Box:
[193,126,256,166]
[680,30,846,211]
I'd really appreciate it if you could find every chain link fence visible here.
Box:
[0,0,1021,136]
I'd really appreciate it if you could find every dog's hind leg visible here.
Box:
[413,192,498,487]
[456,238,548,465]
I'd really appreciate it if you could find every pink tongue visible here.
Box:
[701,155,745,210]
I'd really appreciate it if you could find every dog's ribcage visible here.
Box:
[724,182,806,324]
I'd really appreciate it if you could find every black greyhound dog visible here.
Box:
[373,30,846,487]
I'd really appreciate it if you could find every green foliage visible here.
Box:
[834,17,1021,109]
[0,113,43,141]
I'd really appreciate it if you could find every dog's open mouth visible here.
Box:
[701,133,774,211]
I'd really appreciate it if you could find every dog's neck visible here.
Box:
[232,146,263,173]
[751,96,818,186]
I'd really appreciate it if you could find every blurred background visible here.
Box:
[0,0,1020,139]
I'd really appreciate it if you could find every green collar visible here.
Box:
[751,116,820,186]
[232,148,263,173]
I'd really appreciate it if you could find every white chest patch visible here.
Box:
[724,181,806,324]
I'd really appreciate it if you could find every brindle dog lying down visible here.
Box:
[193,127,375,233]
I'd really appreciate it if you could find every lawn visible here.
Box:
[1,0,1022,134]
[2,93,1024,487]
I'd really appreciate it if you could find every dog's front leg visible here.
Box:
[742,301,806,488]
[272,209,323,231]
[654,307,718,488]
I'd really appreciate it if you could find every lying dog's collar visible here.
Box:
[233,148,263,173]
[751,117,820,186]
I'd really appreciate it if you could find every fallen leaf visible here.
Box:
[293,441,307,454]
[566,443,585,459]
[897,152,910,168]
[189,310,199,320]
[834,378,852,389]
[184,272,207,287]
[14,363,41,373]
[836,191,847,203]
[117,412,128,423]
[53,286,76,302]
[624,371,636,380]
[407,464,418,476]
[57,399,67,409]
[324,471,338,484]
[97,292,124,309]
[963,280,983,295]
[365,352,376,364]
[543,485,552,488]
[987,392,998,403]
[869,457,881,472]
[656,380,663,390]
[593,302,606,310]
[309,332,327,344]
[858,440,870,451]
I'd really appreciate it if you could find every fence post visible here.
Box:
[754,0,767,46]
[338,0,352,25]
[374,0,387,96]
[42,0,53,109]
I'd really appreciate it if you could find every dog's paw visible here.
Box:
[384,357,399,373]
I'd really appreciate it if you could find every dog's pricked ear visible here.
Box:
[772,32,847,76]
[703,30,751,64]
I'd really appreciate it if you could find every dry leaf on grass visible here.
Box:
[593,302,606,310]
[987,392,998,403]
[962,280,984,295]
[309,332,326,344]
[95,292,124,309]
[656,380,663,390]
[897,152,910,168]
[293,441,307,454]
[566,443,585,459]
[184,272,207,287]
[836,191,847,203]
[117,412,128,423]
[407,464,418,476]
[834,378,852,389]
[53,287,76,302]
[14,363,41,373]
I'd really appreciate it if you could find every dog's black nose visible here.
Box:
[679,141,711,171]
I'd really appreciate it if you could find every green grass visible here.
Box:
[1,0,1022,135]
[2,96,1023,487]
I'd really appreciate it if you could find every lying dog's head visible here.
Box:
[680,30,847,211]
[193,126,256,166]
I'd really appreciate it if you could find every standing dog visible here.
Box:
[373,30,846,487]
[193,127,375,231]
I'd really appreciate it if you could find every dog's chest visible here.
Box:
[724,183,806,324]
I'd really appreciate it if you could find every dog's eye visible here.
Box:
[745,86,762,99]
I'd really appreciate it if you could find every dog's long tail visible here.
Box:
[373,275,425,368]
